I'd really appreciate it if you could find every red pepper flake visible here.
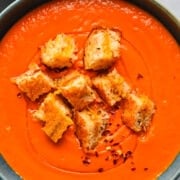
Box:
[112,152,118,157]
[102,130,111,136]
[82,159,90,165]
[136,73,144,80]
[82,157,91,165]
[116,124,120,127]
[105,156,109,161]
[104,139,108,143]
[110,149,116,154]
[126,151,132,157]
[95,151,99,157]
[144,167,148,171]
[109,139,114,143]
[123,151,132,162]
[113,159,118,165]
[98,168,104,173]
[112,142,119,146]
[123,157,127,162]
[17,92,23,98]
[131,167,136,171]
[108,122,112,126]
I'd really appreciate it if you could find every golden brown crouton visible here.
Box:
[33,93,73,142]
[121,93,155,132]
[74,106,109,151]
[84,28,121,70]
[93,69,131,106]
[11,64,54,101]
[55,71,98,110]
[41,34,77,69]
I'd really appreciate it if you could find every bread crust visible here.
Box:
[121,93,156,132]
[74,105,109,151]
[93,69,131,106]
[41,34,77,69]
[33,93,73,142]
[84,27,121,70]
[11,64,54,101]
[55,71,99,110]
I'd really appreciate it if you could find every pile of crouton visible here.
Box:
[11,27,155,152]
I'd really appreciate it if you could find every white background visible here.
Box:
[158,0,180,19]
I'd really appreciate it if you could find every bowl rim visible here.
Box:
[131,0,180,44]
[0,0,179,43]
[0,0,179,179]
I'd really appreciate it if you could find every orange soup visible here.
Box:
[0,0,179,179]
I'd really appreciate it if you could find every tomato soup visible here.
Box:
[0,0,179,179]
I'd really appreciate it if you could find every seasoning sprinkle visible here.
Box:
[131,167,136,171]
[17,92,23,98]
[95,151,99,157]
[112,142,119,146]
[126,151,132,157]
[123,151,132,162]
[113,159,118,165]
[137,73,144,79]
[102,130,111,136]
[98,168,104,172]
[82,156,91,165]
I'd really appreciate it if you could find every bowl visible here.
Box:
[0,0,179,179]
[0,0,179,43]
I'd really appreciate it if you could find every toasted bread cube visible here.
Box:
[56,71,98,110]
[93,69,131,106]
[75,106,109,151]
[121,93,155,132]
[84,28,121,70]
[11,64,54,101]
[33,93,73,142]
[41,34,77,69]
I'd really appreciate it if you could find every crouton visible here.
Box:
[41,34,77,69]
[84,28,121,70]
[93,69,131,106]
[33,93,73,142]
[55,71,98,110]
[11,64,54,101]
[74,106,109,151]
[121,93,155,132]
